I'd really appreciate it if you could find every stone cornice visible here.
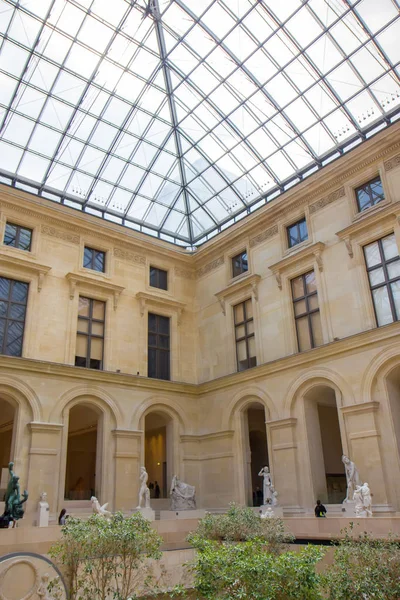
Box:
[215,273,261,315]
[0,252,51,292]
[180,430,235,443]
[29,422,64,434]
[66,272,125,310]
[267,418,297,430]
[112,428,143,439]
[136,291,186,324]
[269,242,325,289]
[341,401,380,416]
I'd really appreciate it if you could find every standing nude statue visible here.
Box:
[342,455,361,503]
[137,466,151,509]
[258,466,273,505]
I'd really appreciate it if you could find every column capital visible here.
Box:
[112,428,143,439]
[266,417,297,430]
[340,401,379,415]
[29,422,64,434]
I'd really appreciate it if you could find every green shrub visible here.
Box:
[322,524,400,600]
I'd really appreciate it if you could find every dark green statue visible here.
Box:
[0,462,28,528]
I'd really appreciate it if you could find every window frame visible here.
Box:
[148,312,170,380]
[287,217,308,249]
[355,176,385,213]
[0,277,29,357]
[75,296,105,370]
[149,266,168,291]
[364,233,400,327]
[233,298,256,372]
[231,250,249,279]
[291,270,321,352]
[83,246,106,273]
[3,222,32,252]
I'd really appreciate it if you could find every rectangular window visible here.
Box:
[287,218,308,248]
[291,271,323,352]
[4,223,32,251]
[83,247,106,273]
[364,233,400,327]
[75,297,105,370]
[234,299,256,371]
[0,277,28,357]
[148,313,170,380]
[149,266,168,290]
[232,251,248,278]
[356,176,385,212]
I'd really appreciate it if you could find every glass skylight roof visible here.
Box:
[0,0,399,245]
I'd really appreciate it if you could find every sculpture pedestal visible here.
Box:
[252,506,284,518]
[134,507,155,521]
[37,501,49,527]
[160,509,206,520]
[339,502,357,518]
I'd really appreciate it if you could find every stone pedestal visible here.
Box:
[134,507,155,521]
[37,500,50,527]
[160,509,206,520]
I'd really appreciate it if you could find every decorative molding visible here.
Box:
[309,187,346,214]
[66,272,125,310]
[113,247,145,265]
[344,237,353,258]
[0,252,51,292]
[136,291,186,325]
[272,442,298,451]
[29,447,58,455]
[180,430,235,443]
[112,428,142,439]
[183,452,234,461]
[114,452,140,459]
[267,418,297,430]
[215,274,261,315]
[341,401,380,416]
[29,422,64,434]
[269,242,325,288]
[41,224,80,245]
[174,266,195,280]
[349,430,380,440]
[336,204,399,242]
[249,224,278,248]
[384,153,400,172]
[196,256,224,278]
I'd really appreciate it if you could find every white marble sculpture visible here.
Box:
[137,466,151,509]
[38,491,50,527]
[258,466,273,505]
[354,482,373,517]
[342,455,361,503]
[91,496,112,519]
[37,573,52,600]
[170,475,196,510]
[271,489,278,506]
[261,507,275,519]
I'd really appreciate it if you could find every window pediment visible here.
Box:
[66,272,124,309]
[136,291,186,324]
[215,273,261,315]
[269,242,325,289]
[0,251,51,291]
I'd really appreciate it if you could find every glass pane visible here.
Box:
[310,312,323,347]
[387,260,400,280]
[247,320,254,335]
[372,286,393,326]
[237,339,247,362]
[158,350,170,380]
[299,219,308,242]
[364,241,381,268]
[245,299,253,319]
[235,324,245,339]
[159,334,169,349]
[94,251,105,272]
[248,336,256,361]
[0,279,10,300]
[391,281,400,321]
[19,228,32,250]
[77,319,89,334]
[288,223,299,247]
[92,300,105,320]
[91,322,104,336]
[5,321,24,356]
[159,269,168,290]
[296,316,311,352]
[0,319,5,351]
[234,302,244,323]
[9,303,25,320]
[305,271,316,294]
[75,334,87,357]
[11,281,28,303]
[294,299,307,316]
[75,356,87,367]
[149,267,158,287]
[148,333,157,346]
[158,315,170,335]
[291,276,304,299]
[148,348,157,378]
[78,296,90,317]
[90,337,103,360]
[148,313,157,332]
[382,234,398,261]
[308,294,319,311]
[83,247,93,268]
[0,302,7,317]
[369,267,385,286]
[4,224,17,247]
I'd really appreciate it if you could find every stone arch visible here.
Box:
[0,376,41,422]
[361,344,400,403]
[50,386,121,428]
[132,396,187,432]
[284,368,353,417]
[225,387,277,430]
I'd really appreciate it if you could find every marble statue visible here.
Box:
[170,475,196,510]
[0,462,28,528]
[261,507,275,519]
[37,573,52,600]
[353,482,373,517]
[91,496,112,519]
[271,489,278,507]
[353,485,364,517]
[342,455,361,503]
[137,466,151,509]
[258,466,273,505]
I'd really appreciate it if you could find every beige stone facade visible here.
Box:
[1,123,400,524]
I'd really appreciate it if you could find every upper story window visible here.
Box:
[364,233,400,327]
[234,299,256,371]
[150,266,168,291]
[356,176,385,212]
[4,223,32,251]
[287,218,308,248]
[0,277,28,357]
[148,313,170,380]
[232,251,248,278]
[291,270,323,352]
[75,297,105,370]
[83,247,105,273]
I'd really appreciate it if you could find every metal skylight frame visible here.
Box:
[0,0,399,246]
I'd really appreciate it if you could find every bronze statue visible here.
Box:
[0,462,28,528]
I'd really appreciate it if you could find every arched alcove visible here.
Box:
[243,402,268,506]
[0,398,16,497]
[144,411,173,499]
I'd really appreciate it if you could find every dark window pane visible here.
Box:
[287,218,308,248]
[356,177,385,212]
[19,228,32,251]
[148,348,157,378]
[158,315,170,335]
[4,223,32,251]
[148,333,157,347]
[158,350,170,380]
[292,271,320,352]
[84,247,105,272]
[0,278,11,300]
[148,313,170,379]
[11,281,28,303]
[76,297,105,371]
[4,224,17,247]
[234,299,256,372]
[149,267,157,287]
[83,247,93,268]
[9,304,25,320]
[75,356,87,367]
[94,251,105,273]
[0,277,28,357]
[149,267,168,290]
[0,302,7,317]
[148,313,157,332]
[232,251,248,278]
[5,321,24,356]
[159,269,168,290]
[159,335,169,349]
[89,358,101,370]
[0,319,5,349]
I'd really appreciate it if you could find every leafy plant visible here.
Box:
[321,523,400,600]
[49,512,163,600]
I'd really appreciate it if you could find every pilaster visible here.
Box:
[267,418,300,508]
[112,429,142,511]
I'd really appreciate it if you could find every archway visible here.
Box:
[243,402,268,506]
[65,404,101,500]
[144,412,173,499]
[385,365,400,459]
[0,398,16,497]
[304,385,345,504]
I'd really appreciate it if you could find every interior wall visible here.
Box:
[65,405,99,500]
[246,406,268,505]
